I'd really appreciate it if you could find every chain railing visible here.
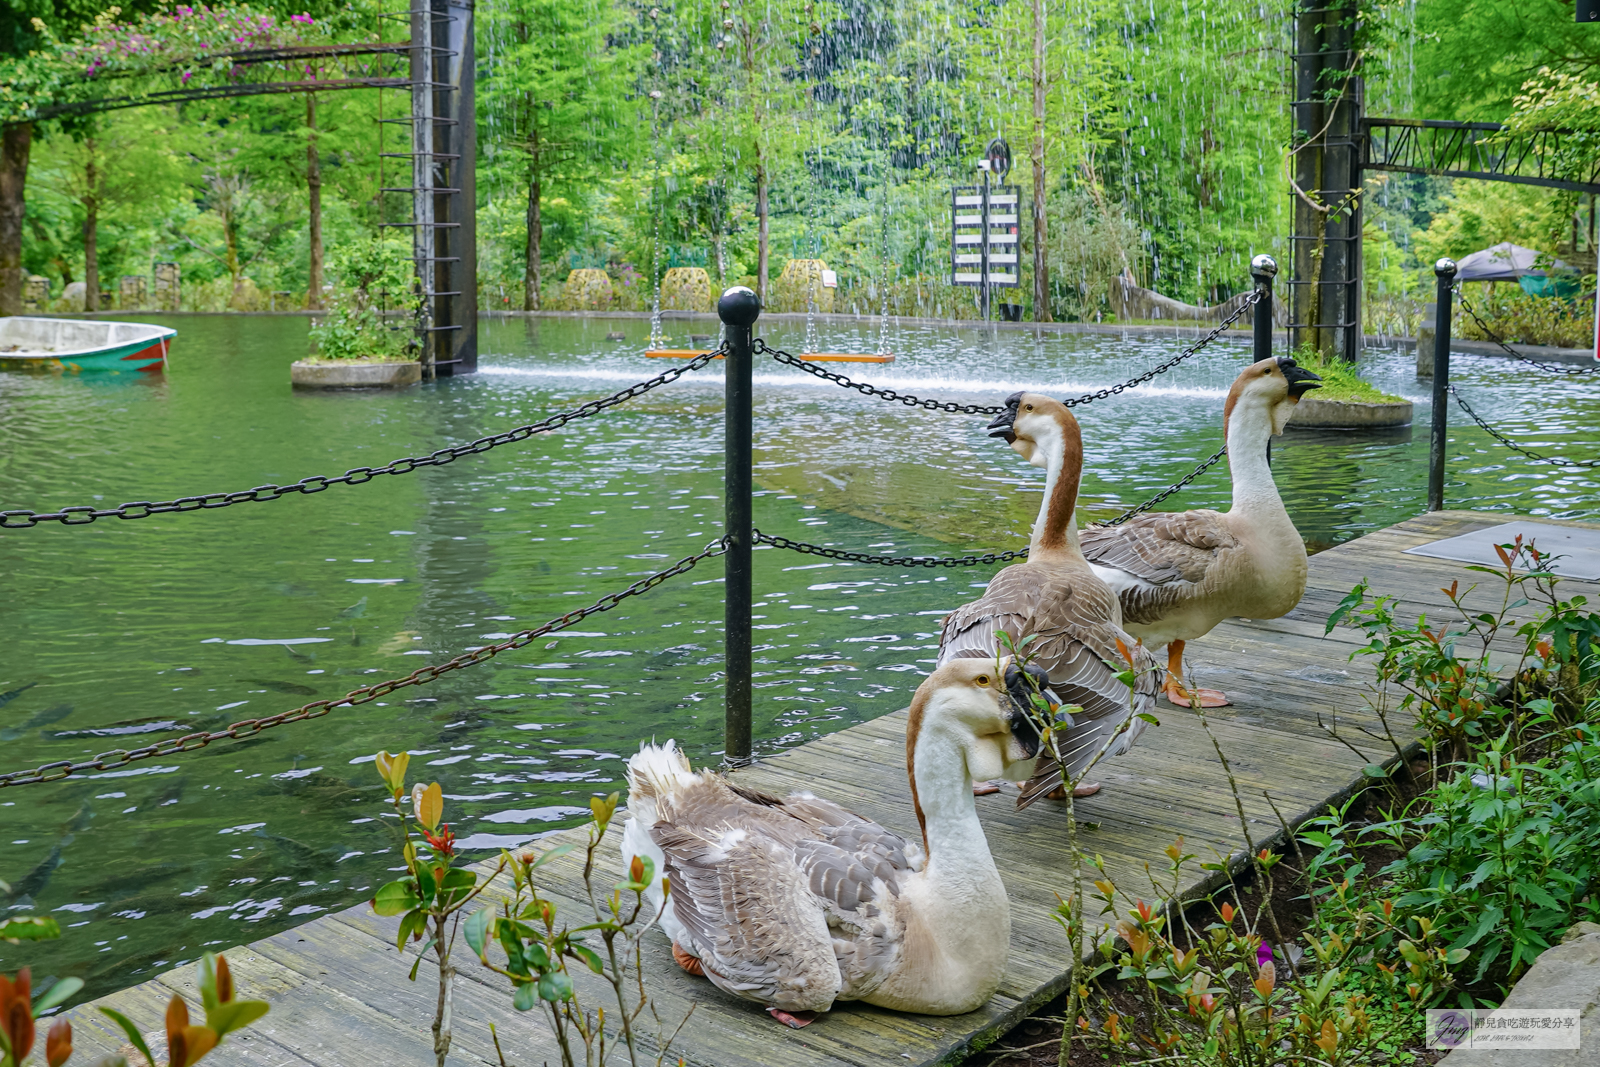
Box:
[0,347,724,530]
[1096,444,1230,526]
[0,536,730,788]
[1454,287,1600,376]
[753,529,1029,567]
[1450,387,1600,469]
[759,289,1261,414]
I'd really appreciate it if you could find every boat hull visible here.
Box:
[0,318,174,374]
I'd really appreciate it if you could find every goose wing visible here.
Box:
[651,784,914,1009]
[1081,511,1240,626]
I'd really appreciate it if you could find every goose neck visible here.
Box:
[1225,400,1283,515]
[910,718,1003,893]
[1028,421,1085,559]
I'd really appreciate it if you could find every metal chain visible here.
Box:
[1449,386,1600,469]
[758,289,1261,414]
[0,537,731,787]
[1095,444,1230,527]
[753,528,1028,567]
[1,347,725,529]
[1453,286,1600,376]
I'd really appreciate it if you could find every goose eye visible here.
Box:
[975,674,990,686]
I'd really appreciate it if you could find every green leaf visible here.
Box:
[464,907,495,958]
[440,867,476,891]
[538,971,574,1002]
[1446,948,1470,965]
[1363,763,1390,779]
[395,908,425,952]
[512,982,538,1011]
[206,998,269,1038]
[408,938,438,982]
[1326,583,1368,634]
[416,865,438,907]
[568,944,605,975]
[100,1006,157,1067]
[34,976,83,1012]
[0,915,61,942]
[1135,712,1161,726]
[373,880,420,917]
[528,842,576,870]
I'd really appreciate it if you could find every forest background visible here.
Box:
[2,0,1597,328]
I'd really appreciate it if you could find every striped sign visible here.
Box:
[951,185,1021,288]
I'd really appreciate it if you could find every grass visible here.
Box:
[1291,346,1406,404]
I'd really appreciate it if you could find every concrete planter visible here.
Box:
[1288,395,1413,429]
[291,359,421,389]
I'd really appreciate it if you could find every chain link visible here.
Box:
[1449,386,1600,469]
[1,348,724,529]
[0,537,730,787]
[758,290,1261,414]
[1095,444,1230,526]
[1453,287,1600,376]
[753,528,1028,567]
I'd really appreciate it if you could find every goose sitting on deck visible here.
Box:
[1079,356,1322,707]
[620,657,1052,1027]
[939,391,1161,804]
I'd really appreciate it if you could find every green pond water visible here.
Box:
[2,312,1598,1004]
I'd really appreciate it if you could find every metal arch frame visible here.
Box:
[1362,118,1600,196]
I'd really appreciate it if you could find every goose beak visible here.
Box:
[1002,661,1050,758]
[986,392,1023,443]
[1277,357,1322,399]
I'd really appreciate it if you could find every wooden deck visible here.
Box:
[56,510,1599,1067]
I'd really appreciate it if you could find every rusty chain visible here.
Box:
[0,347,724,529]
[0,536,730,787]
[759,289,1260,414]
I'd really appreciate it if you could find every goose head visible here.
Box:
[987,391,1079,469]
[1224,357,1323,437]
[908,656,1053,786]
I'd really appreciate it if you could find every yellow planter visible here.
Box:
[774,259,835,313]
[660,267,713,312]
[563,269,615,311]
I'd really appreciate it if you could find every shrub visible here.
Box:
[307,236,418,362]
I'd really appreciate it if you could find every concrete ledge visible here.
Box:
[290,360,421,389]
[1288,395,1413,429]
[1439,925,1600,1065]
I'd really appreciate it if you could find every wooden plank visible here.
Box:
[60,510,1592,1067]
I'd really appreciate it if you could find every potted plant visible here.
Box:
[292,236,423,388]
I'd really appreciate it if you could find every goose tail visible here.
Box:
[625,739,697,814]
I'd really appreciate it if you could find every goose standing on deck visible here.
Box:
[938,392,1161,804]
[1080,356,1322,707]
[621,657,1052,1027]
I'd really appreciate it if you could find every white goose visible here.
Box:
[1080,356,1322,707]
[620,657,1051,1026]
[939,392,1161,802]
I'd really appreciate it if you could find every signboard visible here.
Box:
[950,184,1020,289]
[820,269,838,288]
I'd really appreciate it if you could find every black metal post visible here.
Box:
[1428,258,1457,512]
[719,286,759,766]
[1251,254,1276,362]
[979,168,991,321]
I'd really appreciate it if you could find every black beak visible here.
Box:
[1002,661,1050,758]
[986,391,1023,443]
[1277,357,1322,398]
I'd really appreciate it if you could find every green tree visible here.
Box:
[480,0,644,310]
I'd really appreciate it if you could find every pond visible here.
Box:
[1,312,1597,1002]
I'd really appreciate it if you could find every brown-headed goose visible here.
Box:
[939,391,1161,805]
[1079,356,1322,707]
[620,657,1051,1026]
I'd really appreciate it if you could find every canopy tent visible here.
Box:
[1455,242,1568,282]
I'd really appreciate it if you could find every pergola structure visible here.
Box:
[1291,0,1600,362]
[0,0,477,376]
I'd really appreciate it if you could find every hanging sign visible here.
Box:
[950,184,1021,289]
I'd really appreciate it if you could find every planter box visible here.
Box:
[291,359,421,389]
[1288,395,1413,429]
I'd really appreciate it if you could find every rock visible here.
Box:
[605,331,626,341]
[1563,922,1600,944]
[1438,930,1600,1066]
[57,281,86,313]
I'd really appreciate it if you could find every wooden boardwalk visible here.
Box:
[57,510,1598,1067]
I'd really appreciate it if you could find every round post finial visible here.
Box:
[1250,253,1278,278]
[718,286,761,327]
[1435,258,1458,278]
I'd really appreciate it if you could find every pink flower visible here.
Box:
[182,70,193,83]
[1257,941,1274,969]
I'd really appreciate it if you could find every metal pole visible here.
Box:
[1251,254,1276,362]
[719,285,759,767]
[1428,258,1457,512]
[980,167,991,321]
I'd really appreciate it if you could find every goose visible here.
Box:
[619,657,1052,1027]
[1079,356,1322,707]
[939,391,1161,804]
